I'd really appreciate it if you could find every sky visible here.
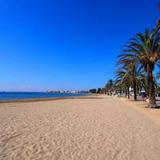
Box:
[0,0,159,91]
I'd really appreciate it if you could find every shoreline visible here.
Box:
[0,94,101,104]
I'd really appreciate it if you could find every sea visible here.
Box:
[0,92,88,101]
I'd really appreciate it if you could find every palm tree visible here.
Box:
[121,22,160,107]
[117,55,146,101]
[115,67,131,99]
[136,69,147,95]
[117,57,136,100]
[105,79,114,95]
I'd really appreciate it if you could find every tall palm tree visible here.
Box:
[115,67,131,99]
[117,55,146,101]
[117,56,136,100]
[105,79,114,95]
[121,22,160,107]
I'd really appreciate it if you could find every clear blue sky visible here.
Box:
[0,0,159,91]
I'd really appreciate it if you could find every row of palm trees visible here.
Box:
[105,20,160,108]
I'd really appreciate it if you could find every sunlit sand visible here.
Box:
[0,96,160,160]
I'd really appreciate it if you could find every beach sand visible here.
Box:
[1,96,160,160]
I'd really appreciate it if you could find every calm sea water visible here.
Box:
[0,92,88,101]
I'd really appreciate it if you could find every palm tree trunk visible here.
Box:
[119,86,122,96]
[125,89,127,97]
[127,86,130,99]
[148,64,156,108]
[147,75,149,97]
[133,78,137,101]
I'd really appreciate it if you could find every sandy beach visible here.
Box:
[1,96,160,160]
